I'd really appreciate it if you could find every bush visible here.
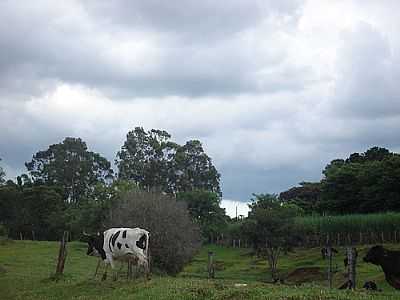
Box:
[106,190,202,275]
[0,224,8,237]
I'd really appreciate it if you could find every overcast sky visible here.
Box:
[1,1,400,215]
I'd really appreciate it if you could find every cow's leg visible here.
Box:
[94,259,101,278]
[117,261,124,279]
[138,256,150,279]
[102,264,108,281]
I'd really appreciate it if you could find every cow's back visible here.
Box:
[103,227,149,259]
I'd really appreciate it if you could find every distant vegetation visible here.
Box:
[295,212,400,245]
[1,127,400,281]
[280,147,400,215]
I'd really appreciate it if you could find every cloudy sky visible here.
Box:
[1,0,399,215]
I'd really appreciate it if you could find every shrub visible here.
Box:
[106,190,202,275]
[0,224,8,237]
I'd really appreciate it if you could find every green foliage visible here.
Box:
[0,183,65,240]
[320,147,400,214]
[281,147,400,215]
[280,182,322,214]
[0,224,8,237]
[296,212,400,239]
[244,193,302,280]
[116,127,221,195]
[177,190,228,242]
[25,137,114,204]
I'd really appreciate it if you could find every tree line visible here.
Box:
[279,147,400,215]
[2,135,400,277]
[0,127,226,243]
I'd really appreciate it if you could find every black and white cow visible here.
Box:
[85,227,150,280]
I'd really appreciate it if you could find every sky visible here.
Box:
[1,1,400,217]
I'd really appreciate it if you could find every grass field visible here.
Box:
[1,239,400,299]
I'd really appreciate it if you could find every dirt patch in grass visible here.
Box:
[286,267,325,284]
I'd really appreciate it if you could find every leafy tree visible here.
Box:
[116,127,221,195]
[0,181,64,240]
[173,141,221,195]
[244,193,300,281]
[0,158,5,185]
[26,137,114,204]
[279,182,322,214]
[0,182,20,234]
[320,147,400,214]
[116,128,178,192]
[177,190,227,242]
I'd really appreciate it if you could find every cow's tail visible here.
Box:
[143,230,150,276]
[144,231,150,258]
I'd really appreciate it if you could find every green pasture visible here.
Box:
[1,240,400,299]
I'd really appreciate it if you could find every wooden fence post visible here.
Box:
[327,246,333,289]
[346,247,357,289]
[208,251,215,279]
[55,231,69,277]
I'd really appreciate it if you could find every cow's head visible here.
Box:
[83,232,106,260]
[363,245,385,265]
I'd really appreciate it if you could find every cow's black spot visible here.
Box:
[117,242,122,250]
[136,234,147,250]
[111,230,120,247]
[87,233,106,260]
[125,244,129,248]
[109,234,114,252]
[122,230,127,238]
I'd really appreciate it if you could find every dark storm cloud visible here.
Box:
[0,0,306,99]
[85,0,303,40]
[1,1,400,204]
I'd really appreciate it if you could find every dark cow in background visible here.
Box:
[85,227,150,280]
[363,245,400,289]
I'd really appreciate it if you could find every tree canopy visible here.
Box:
[280,147,400,215]
[116,127,221,195]
[25,137,114,204]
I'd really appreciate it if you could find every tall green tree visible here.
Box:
[116,127,221,195]
[116,128,178,192]
[25,137,114,204]
[173,141,221,195]
[244,193,300,281]
[177,190,227,242]
[279,182,322,214]
[0,181,64,240]
[320,147,400,214]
